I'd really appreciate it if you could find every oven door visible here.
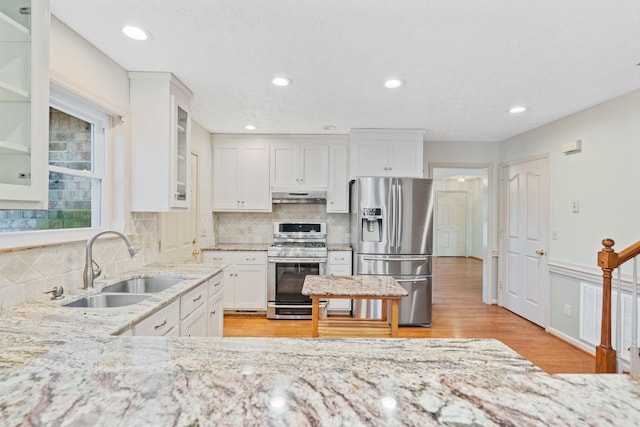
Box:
[267,258,326,319]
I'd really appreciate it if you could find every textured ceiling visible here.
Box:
[50,0,640,141]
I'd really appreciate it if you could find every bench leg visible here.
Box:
[311,296,319,337]
[390,299,399,338]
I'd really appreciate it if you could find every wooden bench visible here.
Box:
[302,275,408,338]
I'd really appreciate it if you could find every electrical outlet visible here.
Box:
[564,304,572,316]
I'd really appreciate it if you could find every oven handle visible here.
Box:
[267,258,328,263]
[267,302,328,308]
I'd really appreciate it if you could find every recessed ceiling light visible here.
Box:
[244,125,256,130]
[384,79,404,89]
[509,106,528,114]
[272,77,291,87]
[122,25,148,41]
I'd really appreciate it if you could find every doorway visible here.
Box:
[430,163,492,304]
[158,152,199,262]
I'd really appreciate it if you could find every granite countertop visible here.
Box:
[1,264,640,425]
[302,275,408,298]
[201,243,352,252]
[201,243,271,251]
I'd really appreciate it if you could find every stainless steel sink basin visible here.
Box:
[64,293,150,308]
[101,277,183,294]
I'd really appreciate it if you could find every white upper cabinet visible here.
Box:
[326,143,349,213]
[350,129,424,178]
[212,136,271,212]
[129,72,193,211]
[0,0,49,209]
[271,142,328,190]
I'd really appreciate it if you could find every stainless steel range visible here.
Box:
[267,222,328,319]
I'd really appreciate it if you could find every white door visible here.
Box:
[300,144,329,188]
[500,157,549,326]
[212,145,240,209]
[158,153,198,262]
[436,191,467,256]
[271,144,298,188]
[241,145,271,210]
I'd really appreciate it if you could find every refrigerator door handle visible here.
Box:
[394,277,429,283]
[396,180,403,251]
[390,182,397,250]
[362,256,430,262]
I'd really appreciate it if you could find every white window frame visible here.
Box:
[0,83,113,250]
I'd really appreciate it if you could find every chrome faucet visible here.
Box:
[83,231,136,289]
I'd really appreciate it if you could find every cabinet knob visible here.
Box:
[383,167,388,171]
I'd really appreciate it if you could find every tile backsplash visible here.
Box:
[217,204,350,244]
[0,213,158,310]
[0,206,347,310]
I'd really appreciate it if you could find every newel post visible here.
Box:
[596,238,618,373]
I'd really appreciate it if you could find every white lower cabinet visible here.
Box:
[133,300,180,336]
[207,273,224,337]
[327,251,353,314]
[180,281,208,336]
[202,251,267,311]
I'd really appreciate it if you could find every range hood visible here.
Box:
[272,190,326,204]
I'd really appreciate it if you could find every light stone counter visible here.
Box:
[302,275,408,297]
[201,243,270,251]
[1,263,640,425]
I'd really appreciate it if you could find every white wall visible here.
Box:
[500,89,640,347]
[501,89,640,268]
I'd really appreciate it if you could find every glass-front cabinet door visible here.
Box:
[0,0,49,209]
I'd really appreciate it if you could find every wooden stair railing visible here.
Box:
[597,238,640,373]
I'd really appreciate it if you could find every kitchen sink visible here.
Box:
[100,277,184,294]
[64,293,150,308]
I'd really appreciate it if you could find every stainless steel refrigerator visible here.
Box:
[350,177,434,326]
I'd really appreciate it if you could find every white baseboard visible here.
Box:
[547,326,595,355]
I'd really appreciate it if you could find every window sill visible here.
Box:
[0,226,126,253]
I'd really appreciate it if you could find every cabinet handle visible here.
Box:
[213,281,221,287]
[246,257,256,261]
[212,257,223,261]
[154,319,167,330]
[383,167,388,170]
[210,310,216,316]
[193,294,203,302]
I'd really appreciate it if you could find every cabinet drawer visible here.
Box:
[329,264,352,276]
[133,300,180,336]
[180,282,207,319]
[234,251,266,265]
[202,251,234,265]
[208,272,224,299]
[329,251,351,265]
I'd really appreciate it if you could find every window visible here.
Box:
[0,84,109,234]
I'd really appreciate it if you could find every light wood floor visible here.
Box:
[224,257,595,374]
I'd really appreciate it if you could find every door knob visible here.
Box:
[536,250,545,256]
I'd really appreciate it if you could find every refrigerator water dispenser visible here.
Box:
[361,208,382,242]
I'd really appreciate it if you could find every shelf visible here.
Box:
[176,154,186,161]
[0,140,29,154]
[177,124,186,134]
[0,80,29,101]
[0,10,29,42]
